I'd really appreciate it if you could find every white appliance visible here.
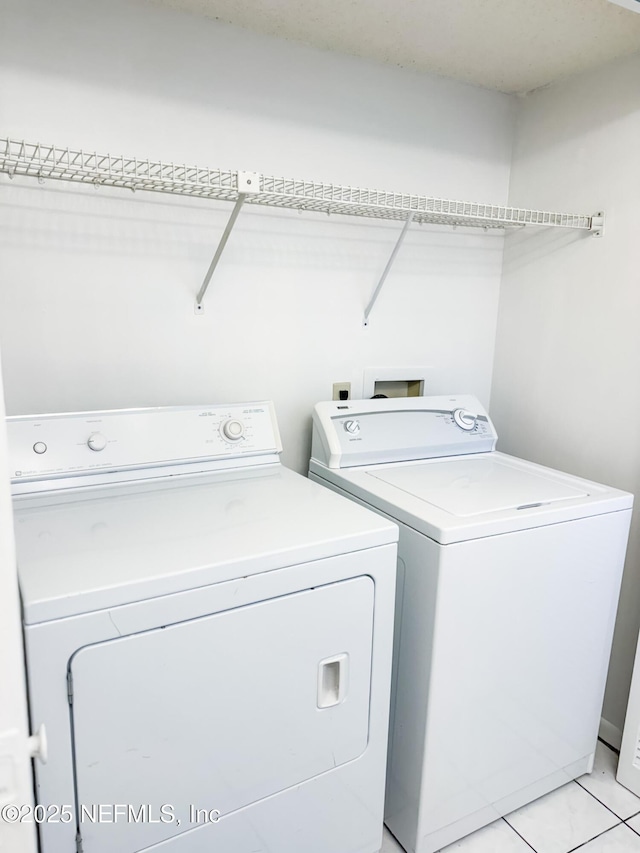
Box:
[8,402,398,853]
[309,395,633,853]
[0,357,37,853]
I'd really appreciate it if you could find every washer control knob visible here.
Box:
[221,418,245,442]
[33,442,47,455]
[344,419,360,435]
[453,409,477,431]
[87,433,108,452]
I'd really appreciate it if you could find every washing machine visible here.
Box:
[7,402,398,853]
[309,395,633,853]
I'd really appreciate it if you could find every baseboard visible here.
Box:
[599,716,622,751]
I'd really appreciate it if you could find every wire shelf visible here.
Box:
[0,138,595,231]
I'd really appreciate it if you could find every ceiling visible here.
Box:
[149,0,640,94]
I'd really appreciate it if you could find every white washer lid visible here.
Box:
[310,451,633,544]
[367,455,589,517]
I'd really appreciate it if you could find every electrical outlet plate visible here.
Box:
[332,382,351,401]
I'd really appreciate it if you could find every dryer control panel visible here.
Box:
[311,395,497,469]
[8,402,282,490]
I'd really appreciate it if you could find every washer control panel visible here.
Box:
[8,402,281,487]
[311,395,497,469]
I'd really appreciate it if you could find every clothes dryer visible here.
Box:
[309,395,632,853]
[9,402,398,853]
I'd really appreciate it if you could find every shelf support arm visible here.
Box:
[364,213,414,327]
[195,193,247,313]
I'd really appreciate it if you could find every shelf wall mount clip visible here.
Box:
[363,212,414,327]
[194,171,261,314]
[590,212,605,238]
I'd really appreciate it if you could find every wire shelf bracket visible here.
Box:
[364,213,414,327]
[194,171,259,314]
[0,138,606,315]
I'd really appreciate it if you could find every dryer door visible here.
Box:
[70,576,374,853]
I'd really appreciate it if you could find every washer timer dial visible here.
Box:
[452,409,477,431]
[343,420,360,435]
[221,418,245,442]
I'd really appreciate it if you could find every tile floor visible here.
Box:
[381,741,640,853]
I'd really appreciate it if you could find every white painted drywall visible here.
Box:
[0,0,514,474]
[491,51,640,737]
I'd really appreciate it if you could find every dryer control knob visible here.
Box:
[221,418,245,442]
[344,419,360,435]
[87,433,108,452]
[453,409,477,431]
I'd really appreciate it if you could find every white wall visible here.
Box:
[0,0,514,473]
[491,51,640,738]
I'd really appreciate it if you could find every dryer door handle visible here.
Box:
[317,654,349,709]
